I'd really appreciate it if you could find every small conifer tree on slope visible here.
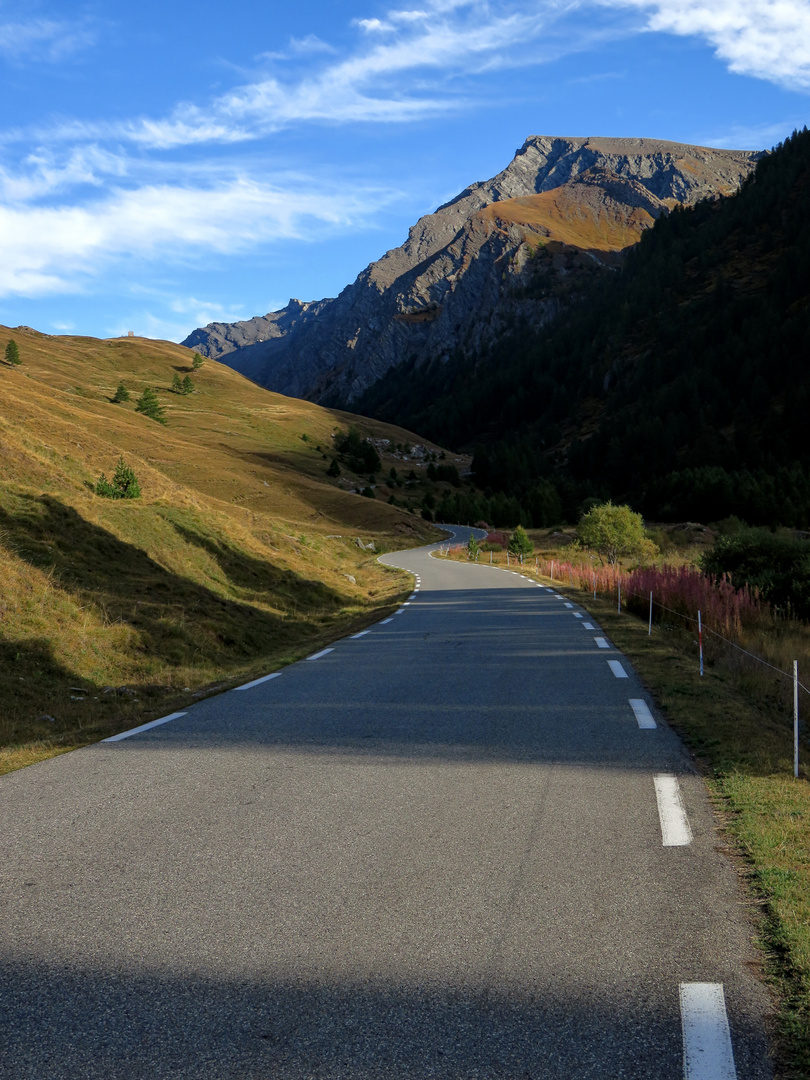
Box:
[95,457,141,499]
[135,386,166,424]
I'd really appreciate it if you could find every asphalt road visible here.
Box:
[0,527,773,1078]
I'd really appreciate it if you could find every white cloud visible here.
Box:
[0,177,395,298]
[168,295,247,326]
[6,2,565,151]
[289,34,337,54]
[697,117,803,150]
[0,16,96,62]
[601,0,810,88]
[0,145,126,202]
[357,18,393,32]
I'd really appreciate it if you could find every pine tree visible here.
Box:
[508,524,534,557]
[171,373,183,394]
[192,353,204,370]
[327,458,341,477]
[112,383,130,403]
[135,387,166,424]
[181,375,194,395]
[4,339,20,365]
[94,457,141,499]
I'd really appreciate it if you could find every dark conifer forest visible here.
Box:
[358,128,810,527]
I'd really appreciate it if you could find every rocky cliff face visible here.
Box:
[182,136,762,405]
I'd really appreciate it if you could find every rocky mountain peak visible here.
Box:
[183,135,762,402]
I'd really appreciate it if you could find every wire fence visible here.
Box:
[438,543,806,776]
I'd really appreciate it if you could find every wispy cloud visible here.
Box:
[600,0,810,89]
[697,117,805,151]
[0,15,96,62]
[9,2,577,151]
[0,177,396,297]
[1,0,806,312]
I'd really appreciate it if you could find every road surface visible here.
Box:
[0,527,772,1078]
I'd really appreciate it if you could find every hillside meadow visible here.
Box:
[0,326,443,773]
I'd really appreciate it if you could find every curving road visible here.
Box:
[0,527,772,1078]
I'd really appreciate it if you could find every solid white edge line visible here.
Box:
[629,698,657,729]
[607,659,628,678]
[235,672,282,691]
[594,636,610,649]
[680,983,737,1080]
[306,648,335,660]
[654,774,693,846]
[351,630,371,638]
[103,712,187,742]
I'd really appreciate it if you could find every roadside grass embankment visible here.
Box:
[0,327,443,774]
[439,540,810,1077]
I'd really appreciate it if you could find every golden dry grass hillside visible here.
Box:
[0,326,445,772]
[480,175,665,264]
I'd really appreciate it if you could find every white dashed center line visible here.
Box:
[574,613,583,619]
[629,699,657,729]
[607,659,628,678]
[564,602,573,608]
[654,774,693,846]
[583,622,595,630]
[380,618,393,624]
[235,673,281,691]
[306,648,334,661]
[594,637,610,649]
[103,712,187,742]
[680,982,737,1080]
[351,630,371,638]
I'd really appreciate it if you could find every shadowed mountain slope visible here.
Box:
[183,136,760,406]
[359,128,810,528]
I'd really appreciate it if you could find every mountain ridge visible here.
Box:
[182,135,762,404]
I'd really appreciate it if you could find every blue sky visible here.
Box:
[1,0,808,342]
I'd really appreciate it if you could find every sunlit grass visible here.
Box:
[0,326,442,770]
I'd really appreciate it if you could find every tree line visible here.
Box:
[357,128,810,529]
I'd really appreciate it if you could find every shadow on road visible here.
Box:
[1,958,728,1080]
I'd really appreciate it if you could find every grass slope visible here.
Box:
[0,327,442,772]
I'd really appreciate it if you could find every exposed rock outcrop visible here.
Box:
[182,136,762,405]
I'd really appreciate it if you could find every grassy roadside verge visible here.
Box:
[0,543,419,778]
[552,575,810,1077]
